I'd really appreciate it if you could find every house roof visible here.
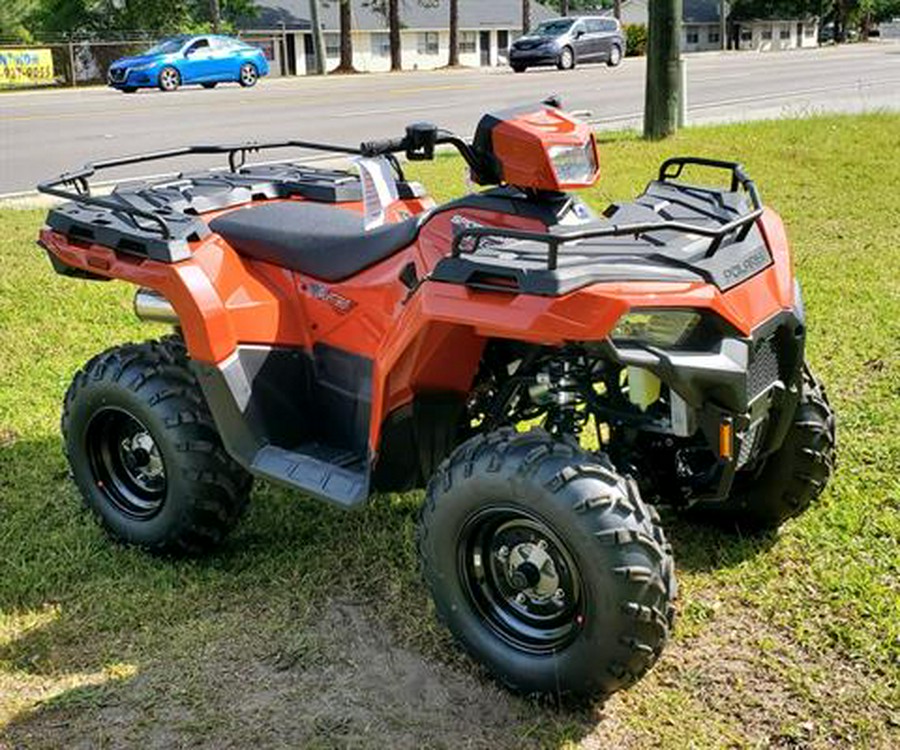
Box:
[244,0,556,32]
[613,0,723,26]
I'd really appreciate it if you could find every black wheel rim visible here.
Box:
[85,407,167,519]
[458,506,584,654]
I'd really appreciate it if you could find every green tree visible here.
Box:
[0,0,39,42]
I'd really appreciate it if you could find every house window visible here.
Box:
[780,28,791,40]
[324,33,339,58]
[804,25,815,37]
[740,29,752,42]
[371,32,390,57]
[686,30,699,44]
[761,27,773,40]
[460,31,477,54]
[709,31,720,43]
[418,31,439,55]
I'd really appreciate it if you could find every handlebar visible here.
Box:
[359,136,410,158]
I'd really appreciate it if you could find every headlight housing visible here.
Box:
[549,141,598,185]
[131,63,156,72]
[611,309,703,348]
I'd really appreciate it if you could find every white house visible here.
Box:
[615,0,818,52]
[734,19,819,50]
[242,0,555,75]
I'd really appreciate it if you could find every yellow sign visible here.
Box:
[0,48,55,87]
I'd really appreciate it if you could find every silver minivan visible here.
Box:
[509,16,626,72]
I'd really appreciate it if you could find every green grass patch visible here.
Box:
[1,114,899,747]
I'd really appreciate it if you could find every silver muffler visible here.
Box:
[134,288,178,325]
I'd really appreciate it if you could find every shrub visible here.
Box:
[624,23,647,56]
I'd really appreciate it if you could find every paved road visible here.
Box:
[2,44,899,194]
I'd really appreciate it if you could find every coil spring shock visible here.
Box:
[540,359,589,436]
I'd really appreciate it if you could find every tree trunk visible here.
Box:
[522,0,531,34]
[389,0,401,71]
[614,0,622,21]
[643,0,682,140]
[336,0,355,73]
[209,0,221,33]
[560,0,569,15]
[720,0,727,50]
[309,0,327,74]
[448,0,459,66]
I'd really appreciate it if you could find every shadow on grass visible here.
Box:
[0,436,601,749]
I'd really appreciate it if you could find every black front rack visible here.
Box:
[36,139,391,240]
[450,157,764,270]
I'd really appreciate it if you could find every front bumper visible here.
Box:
[509,48,560,65]
[107,68,154,88]
[611,308,806,501]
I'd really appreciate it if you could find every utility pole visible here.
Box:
[643,0,683,139]
[209,0,221,33]
[614,0,622,20]
[522,0,531,34]
[560,0,569,15]
[309,0,327,75]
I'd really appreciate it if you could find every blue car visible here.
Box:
[107,35,270,93]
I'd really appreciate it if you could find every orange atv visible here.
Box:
[37,100,835,701]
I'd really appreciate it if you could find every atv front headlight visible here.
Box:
[611,310,702,348]
[549,141,597,184]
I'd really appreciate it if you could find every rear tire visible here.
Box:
[158,66,180,92]
[511,64,527,73]
[62,337,252,555]
[607,44,623,67]
[557,46,575,70]
[417,428,676,701]
[687,365,836,531]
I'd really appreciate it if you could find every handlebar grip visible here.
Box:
[359,136,407,157]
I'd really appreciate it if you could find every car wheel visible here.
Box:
[239,62,258,88]
[607,44,623,67]
[511,64,527,73]
[158,66,180,92]
[202,82,217,89]
[557,46,575,70]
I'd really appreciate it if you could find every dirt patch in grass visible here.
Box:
[2,600,549,750]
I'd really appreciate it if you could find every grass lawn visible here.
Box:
[1,113,898,749]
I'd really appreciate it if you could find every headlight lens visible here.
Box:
[611,310,702,348]
[131,63,155,72]
[549,141,597,184]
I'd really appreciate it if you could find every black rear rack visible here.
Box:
[37,139,384,241]
[451,157,764,270]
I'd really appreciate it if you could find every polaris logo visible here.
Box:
[723,249,769,282]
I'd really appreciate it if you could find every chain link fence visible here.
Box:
[0,34,284,90]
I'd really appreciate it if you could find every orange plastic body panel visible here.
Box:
[490,107,600,191]
[41,195,794,456]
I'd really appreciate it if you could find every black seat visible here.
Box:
[209,201,420,281]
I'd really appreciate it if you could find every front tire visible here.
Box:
[418,429,676,701]
[158,66,180,92]
[688,365,836,531]
[557,46,575,70]
[62,337,252,555]
[239,62,259,88]
[511,64,527,73]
